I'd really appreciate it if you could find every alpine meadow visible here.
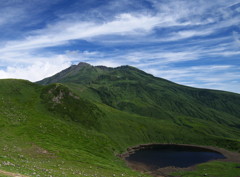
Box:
[0,63,239,176]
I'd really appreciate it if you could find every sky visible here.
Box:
[0,0,239,93]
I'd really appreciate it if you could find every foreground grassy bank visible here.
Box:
[172,161,240,177]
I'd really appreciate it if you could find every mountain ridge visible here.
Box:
[37,63,240,123]
[37,62,175,86]
[37,62,239,94]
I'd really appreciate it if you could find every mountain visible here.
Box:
[0,63,239,177]
[38,62,240,130]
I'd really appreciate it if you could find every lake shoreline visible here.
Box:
[119,143,240,177]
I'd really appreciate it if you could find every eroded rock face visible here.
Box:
[47,84,79,105]
[40,83,103,128]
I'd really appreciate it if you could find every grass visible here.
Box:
[172,161,240,177]
[0,79,148,176]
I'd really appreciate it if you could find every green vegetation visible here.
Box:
[0,63,239,176]
[172,161,240,177]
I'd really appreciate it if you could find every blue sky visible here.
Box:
[0,0,239,93]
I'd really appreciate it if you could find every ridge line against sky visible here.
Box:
[0,0,239,93]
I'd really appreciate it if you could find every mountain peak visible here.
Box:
[77,62,91,67]
[37,63,161,85]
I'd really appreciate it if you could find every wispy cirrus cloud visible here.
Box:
[1,0,238,52]
[144,65,240,93]
[0,0,238,53]
[233,31,240,47]
[0,13,160,52]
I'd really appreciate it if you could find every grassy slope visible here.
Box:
[0,63,240,176]
[39,64,240,145]
[39,64,240,126]
[0,79,142,176]
[172,161,240,177]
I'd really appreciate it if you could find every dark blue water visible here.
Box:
[126,145,225,169]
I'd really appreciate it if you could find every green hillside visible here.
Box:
[0,63,239,176]
[38,63,240,139]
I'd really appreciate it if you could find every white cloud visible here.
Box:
[143,65,233,80]
[184,81,240,93]
[0,0,238,52]
[143,64,240,93]
[233,31,240,47]
[174,30,214,39]
[0,7,24,26]
[0,13,161,52]
[0,55,71,82]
